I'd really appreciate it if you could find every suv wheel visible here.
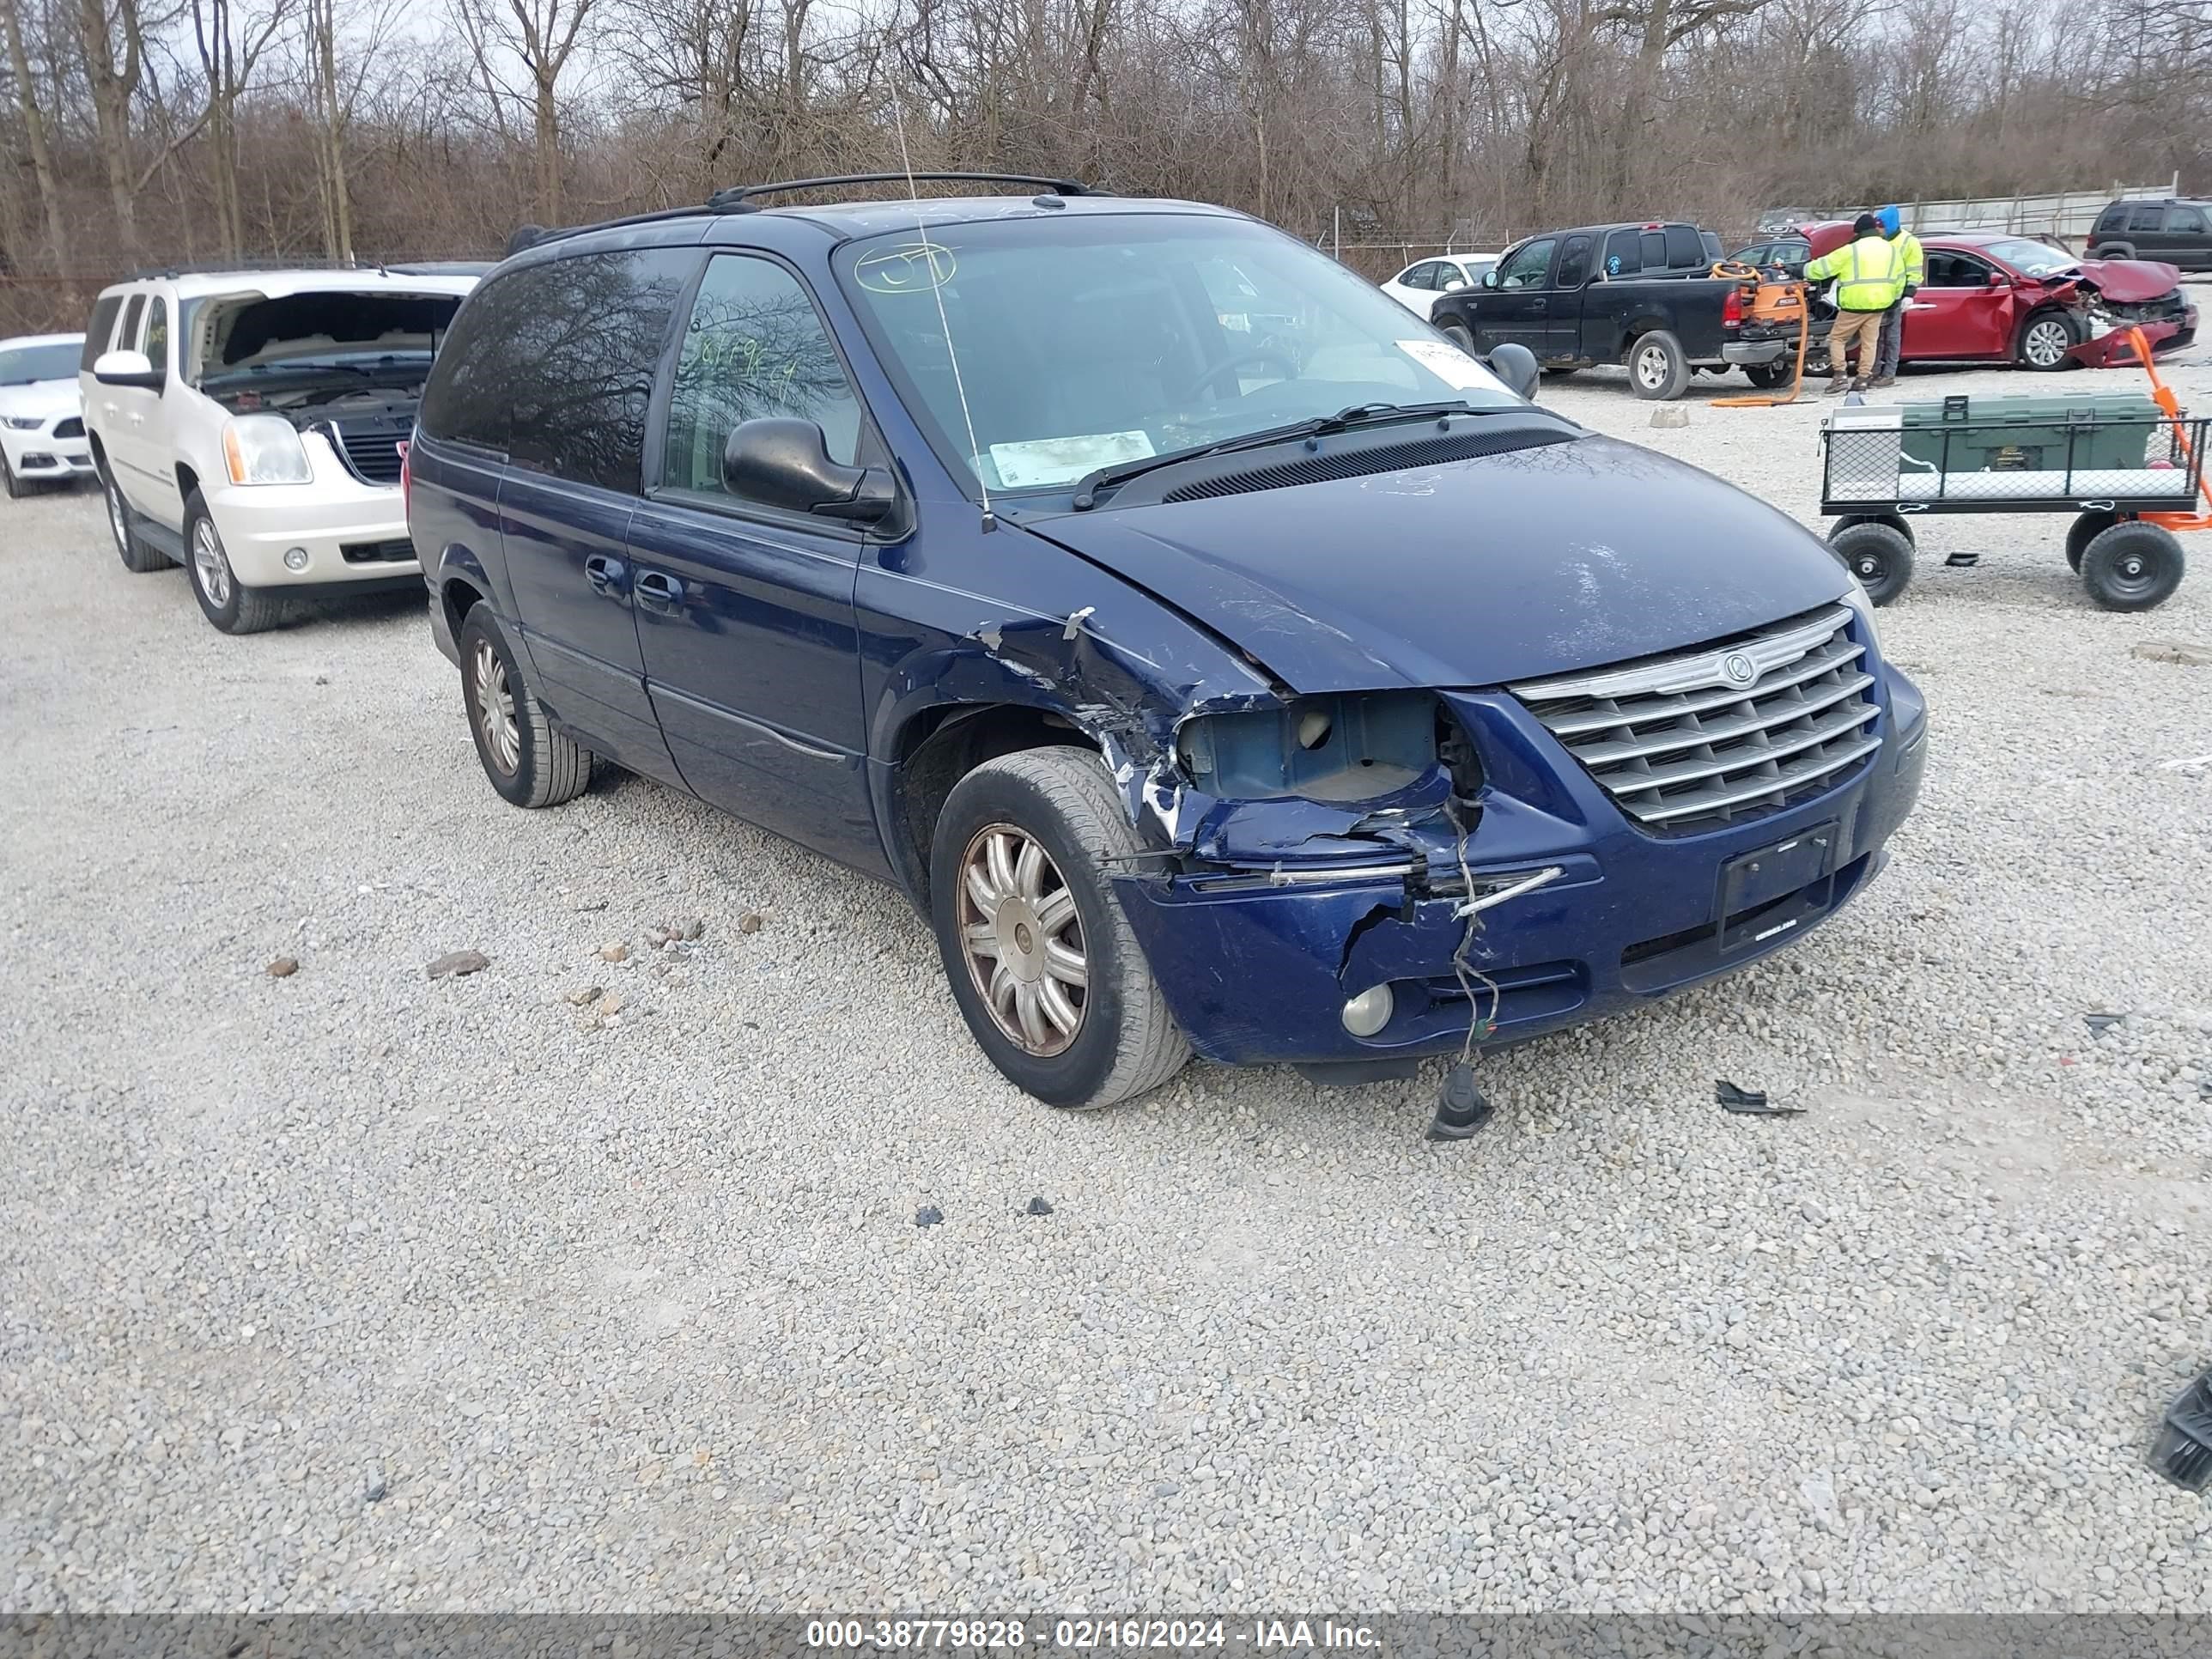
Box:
[1628,330,1690,399]
[1438,321,1477,352]
[185,493,295,634]
[2017,310,2080,371]
[930,748,1191,1109]
[103,469,173,572]
[457,606,592,807]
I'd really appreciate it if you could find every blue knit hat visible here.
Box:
[1876,204,1901,235]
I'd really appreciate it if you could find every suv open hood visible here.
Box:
[1018,434,1853,692]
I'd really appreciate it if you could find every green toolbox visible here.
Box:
[1897,392,2169,474]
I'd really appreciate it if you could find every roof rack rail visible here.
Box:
[505,207,708,257]
[123,256,392,279]
[706,172,1100,211]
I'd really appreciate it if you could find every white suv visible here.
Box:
[82,266,481,632]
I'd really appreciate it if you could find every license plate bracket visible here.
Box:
[1718,823,1838,946]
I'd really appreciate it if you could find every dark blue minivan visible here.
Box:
[405,175,1928,1109]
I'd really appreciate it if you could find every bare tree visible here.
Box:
[0,0,69,267]
[190,0,293,258]
[453,0,599,222]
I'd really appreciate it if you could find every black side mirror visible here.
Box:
[1480,269,1499,289]
[1486,342,1540,402]
[721,417,896,526]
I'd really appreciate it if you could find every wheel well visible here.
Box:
[175,462,199,505]
[442,574,486,644]
[889,703,1097,906]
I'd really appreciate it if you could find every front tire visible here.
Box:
[931,748,1190,1109]
[457,605,592,806]
[185,494,295,634]
[1628,330,1690,399]
[1,452,24,498]
[1828,520,1916,606]
[2017,309,2080,371]
[2079,520,2184,611]
[1438,321,1478,353]
[103,467,173,572]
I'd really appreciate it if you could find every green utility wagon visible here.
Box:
[1819,391,2203,610]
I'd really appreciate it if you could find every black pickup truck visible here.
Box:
[1430,221,1765,399]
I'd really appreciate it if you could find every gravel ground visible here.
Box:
[3,360,2209,1615]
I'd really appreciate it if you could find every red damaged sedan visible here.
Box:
[1730,223,2198,374]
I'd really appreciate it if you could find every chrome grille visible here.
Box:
[325,421,407,485]
[1510,605,1881,830]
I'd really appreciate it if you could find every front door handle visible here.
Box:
[584,554,626,595]
[1528,298,1547,312]
[634,570,683,610]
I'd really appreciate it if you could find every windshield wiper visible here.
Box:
[1069,399,1491,510]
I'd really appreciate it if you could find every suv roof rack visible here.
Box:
[506,172,1104,258]
[706,172,1099,211]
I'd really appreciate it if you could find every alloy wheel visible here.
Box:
[191,518,233,608]
[471,639,521,775]
[1635,342,1669,390]
[956,822,1089,1056]
[106,482,131,552]
[2023,319,2070,368]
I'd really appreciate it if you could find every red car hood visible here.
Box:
[2072,258,2183,302]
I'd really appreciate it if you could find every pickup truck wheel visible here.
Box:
[185,494,296,634]
[1827,520,1915,606]
[931,748,1191,1110]
[1627,331,1690,399]
[1743,361,1795,391]
[458,606,592,807]
[2079,520,2184,611]
[103,469,173,572]
[2066,509,2118,572]
[2017,309,2080,371]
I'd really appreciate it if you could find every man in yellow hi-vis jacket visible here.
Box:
[1805,213,1907,394]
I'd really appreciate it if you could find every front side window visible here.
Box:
[418,247,695,490]
[2170,206,2207,234]
[1496,239,1555,289]
[143,298,169,378]
[662,254,861,500]
[834,213,1515,499]
[1923,252,1992,289]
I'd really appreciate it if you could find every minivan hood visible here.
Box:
[2073,258,2183,303]
[1020,434,1852,692]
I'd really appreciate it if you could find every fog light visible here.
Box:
[283,547,310,571]
[1340,983,1395,1037]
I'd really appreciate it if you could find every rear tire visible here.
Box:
[2066,509,2118,573]
[185,493,295,634]
[1827,520,1916,606]
[2079,520,2184,611]
[930,748,1190,1109]
[458,606,592,806]
[103,467,173,572]
[1627,330,1690,400]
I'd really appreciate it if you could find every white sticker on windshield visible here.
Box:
[1396,337,1505,392]
[988,431,1156,489]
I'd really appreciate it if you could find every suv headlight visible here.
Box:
[2,416,42,430]
[222,415,312,485]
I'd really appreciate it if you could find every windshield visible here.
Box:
[1979,239,2079,278]
[0,342,81,385]
[834,213,1516,496]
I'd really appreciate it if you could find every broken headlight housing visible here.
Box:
[1175,691,1442,803]
[222,414,313,486]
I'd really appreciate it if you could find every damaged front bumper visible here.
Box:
[1111,676,1928,1067]
[2066,309,2195,368]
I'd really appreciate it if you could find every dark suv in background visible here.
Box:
[2088,198,2212,270]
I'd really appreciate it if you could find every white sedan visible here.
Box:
[0,333,91,497]
[1378,254,1498,319]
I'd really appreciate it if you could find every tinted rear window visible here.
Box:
[82,296,124,369]
[1603,230,1641,277]
[418,247,696,491]
[1664,226,1703,268]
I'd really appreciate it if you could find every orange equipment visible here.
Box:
[2130,325,2212,533]
[1713,267,1811,408]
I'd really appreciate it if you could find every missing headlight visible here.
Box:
[1176,691,1439,803]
